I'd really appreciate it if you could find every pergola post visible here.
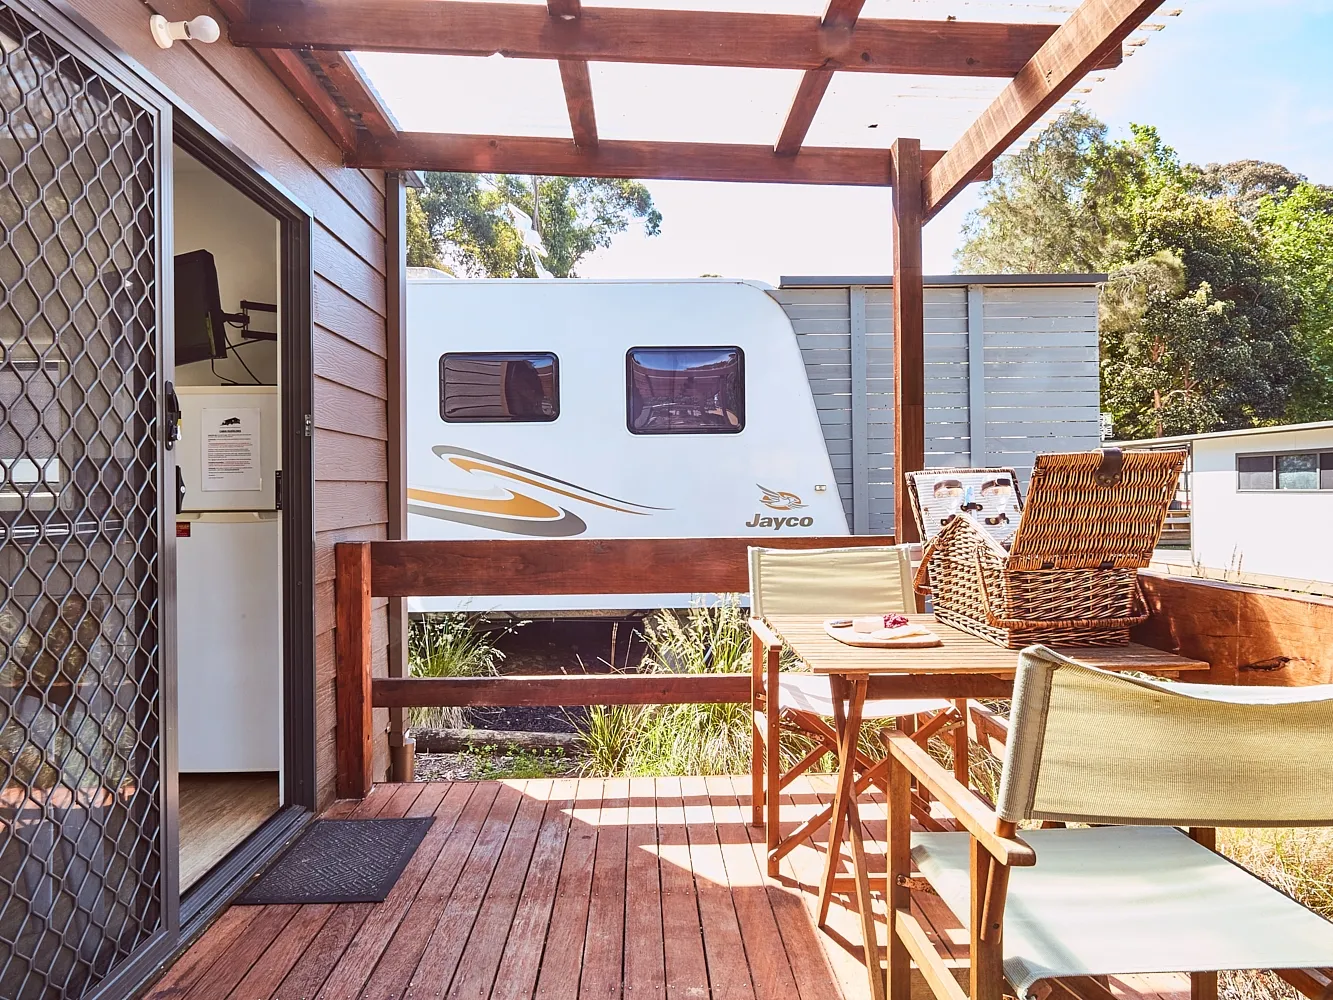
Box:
[891,137,924,544]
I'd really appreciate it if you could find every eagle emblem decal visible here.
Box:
[758,485,806,511]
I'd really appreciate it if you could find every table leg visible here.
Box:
[846,680,886,1000]
[814,677,885,999]
[818,673,853,927]
[952,698,970,788]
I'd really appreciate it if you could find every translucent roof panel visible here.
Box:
[858,0,1073,24]
[353,2,1170,156]
[415,0,1074,13]
[354,52,572,137]
[590,64,804,144]
[806,74,1012,150]
[584,0,1071,17]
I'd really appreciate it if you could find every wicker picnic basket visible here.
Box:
[908,449,1187,648]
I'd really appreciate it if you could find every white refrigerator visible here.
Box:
[175,386,281,772]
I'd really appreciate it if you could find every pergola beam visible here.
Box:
[548,0,598,147]
[215,0,356,151]
[230,1,1122,79]
[215,0,386,150]
[775,0,865,155]
[350,132,988,187]
[891,137,924,545]
[307,51,398,140]
[922,0,1162,219]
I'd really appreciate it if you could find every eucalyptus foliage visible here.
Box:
[957,108,1329,434]
[409,172,661,278]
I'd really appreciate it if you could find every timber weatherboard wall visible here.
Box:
[772,277,1102,533]
[63,0,393,807]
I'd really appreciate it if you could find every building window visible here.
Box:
[440,353,558,422]
[1237,450,1333,492]
[626,347,744,434]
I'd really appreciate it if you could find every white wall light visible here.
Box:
[149,13,221,49]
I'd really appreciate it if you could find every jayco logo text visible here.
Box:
[745,513,815,530]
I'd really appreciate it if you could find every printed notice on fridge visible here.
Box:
[202,407,261,491]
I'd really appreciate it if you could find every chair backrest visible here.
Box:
[748,545,914,618]
[997,645,1333,827]
[1006,449,1186,571]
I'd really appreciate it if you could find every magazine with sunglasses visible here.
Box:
[905,468,1025,547]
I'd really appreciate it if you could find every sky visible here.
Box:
[360,0,1333,282]
[569,0,1333,281]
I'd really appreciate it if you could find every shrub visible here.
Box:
[407,614,516,729]
[578,598,873,777]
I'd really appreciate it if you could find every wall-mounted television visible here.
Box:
[174,249,228,365]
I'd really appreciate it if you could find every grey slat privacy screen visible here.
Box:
[772,282,1101,535]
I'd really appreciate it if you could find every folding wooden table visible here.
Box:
[759,614,1209,1000]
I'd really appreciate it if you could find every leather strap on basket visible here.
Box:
[1095,447,1125,487]
[972,548,1151,630]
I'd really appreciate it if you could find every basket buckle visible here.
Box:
[1094,447,1125,487]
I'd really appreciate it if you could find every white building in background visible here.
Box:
[1117,421,1333,586]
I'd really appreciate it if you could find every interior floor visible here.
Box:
[180,773,280,891]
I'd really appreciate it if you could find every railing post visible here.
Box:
[335,541,374,798]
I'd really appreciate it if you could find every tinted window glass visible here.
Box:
[1322,453,1333,490]
[1277,453,1318,490]
[1237,455,1274,491]
[441,353,558,422]
[627,347,744,434]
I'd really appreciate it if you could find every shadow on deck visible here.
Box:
[146,777,1190,1000]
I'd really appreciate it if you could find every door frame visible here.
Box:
[170,116,319,932]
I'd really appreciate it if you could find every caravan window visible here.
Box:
[440,353,559,422]
[626,347,745,434]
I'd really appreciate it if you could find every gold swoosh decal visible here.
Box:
[408,447,665,537]
[449,458,649,516]
[407,485,561,519]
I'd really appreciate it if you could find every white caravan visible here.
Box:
[406,273,1104,610]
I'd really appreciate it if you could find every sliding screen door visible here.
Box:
[0,4,174,997]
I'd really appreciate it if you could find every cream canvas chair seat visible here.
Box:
[748,544,950,877]
[884,645,1333,1000]
[776,672,944,718]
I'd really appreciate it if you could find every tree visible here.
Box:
[1191,160,1313,219]
[1255,182,1333,419]
[954,107,1112,274]
[956,109,1320,436]
[405,189,444,270]
[1100,193,1309,437]
[415,172,661,278]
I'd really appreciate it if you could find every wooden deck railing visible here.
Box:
[334,535,894,797]
[334,537,1333,797]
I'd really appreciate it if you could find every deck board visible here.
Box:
[624,776,668,999]
[163,779,1194,1000]
[656,775,713,1000]
[534,778,602,997]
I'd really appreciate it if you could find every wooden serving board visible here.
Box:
[823,620,943,648]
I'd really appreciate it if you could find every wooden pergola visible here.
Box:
[221,0,1167,541]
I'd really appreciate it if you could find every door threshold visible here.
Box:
[180,803,312,935]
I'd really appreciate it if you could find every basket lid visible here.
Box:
[905,468,1024,546]
[1006,449,1186,570]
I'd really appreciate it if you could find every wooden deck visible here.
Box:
[148,777,1190,1000]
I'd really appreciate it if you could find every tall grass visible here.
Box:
[1214,829,1333,1000]
[578,599,756,776]
[577,598,884,777]
[407,614,513,729]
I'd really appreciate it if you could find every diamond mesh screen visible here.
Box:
[0,7,164,998]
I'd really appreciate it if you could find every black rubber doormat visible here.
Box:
[237,818,433,905]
